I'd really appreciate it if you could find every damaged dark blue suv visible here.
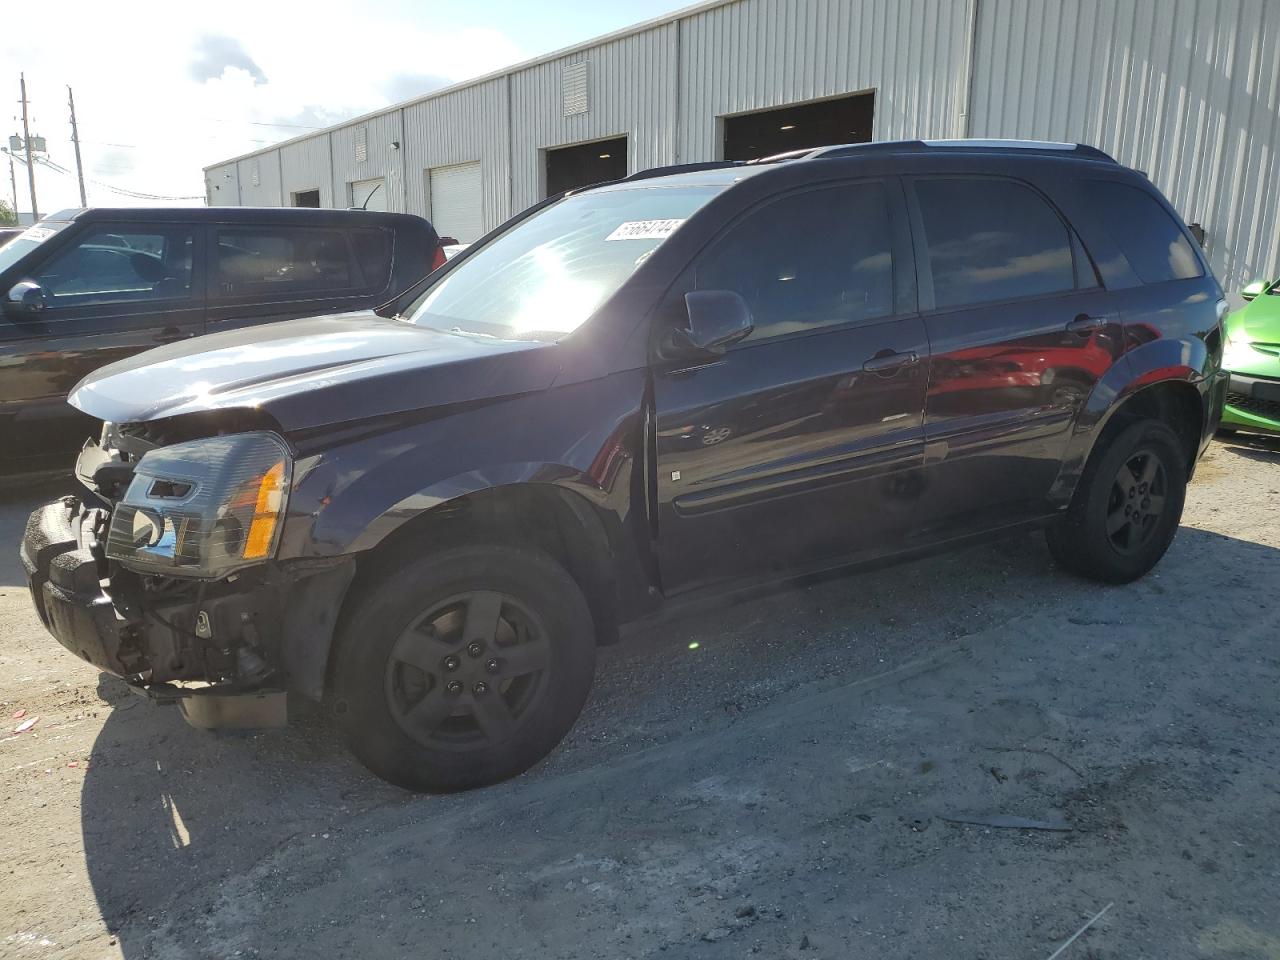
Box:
[21,140,1227,791]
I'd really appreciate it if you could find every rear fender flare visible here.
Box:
[1048,336,1209,505]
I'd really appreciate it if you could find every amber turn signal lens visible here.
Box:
[243,461,286,560]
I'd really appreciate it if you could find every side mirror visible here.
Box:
[663,290,754,360]
[1241,280,1267,302]
[6,280,47,316]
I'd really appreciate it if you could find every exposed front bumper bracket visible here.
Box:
[178,689,288,730]
[129,681,289,730]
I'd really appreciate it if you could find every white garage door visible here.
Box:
[350,177,386,211]
[428,162,483,242]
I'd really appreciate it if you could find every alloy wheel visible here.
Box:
[1104,449,1168,555]
[383,591,551,750]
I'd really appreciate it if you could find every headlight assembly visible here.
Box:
[106,431,292,578]
[1222,334,1259,370]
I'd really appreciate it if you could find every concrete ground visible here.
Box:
[0,435,1277,960]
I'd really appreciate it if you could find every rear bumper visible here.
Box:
[20,499,142,678]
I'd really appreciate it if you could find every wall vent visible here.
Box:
[354,126,368,163]
[250,160,261,187]
[562,61,589,117]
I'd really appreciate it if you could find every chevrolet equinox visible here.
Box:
[21,140,1228,791]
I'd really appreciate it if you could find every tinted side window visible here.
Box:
[349,228,392,290]
[692,182,894,341]
[34,227,194,305]
[216,228,357,298]
[915,178,1075,310]
[1076,180,1202,283]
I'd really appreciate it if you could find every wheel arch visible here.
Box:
[323,478,656,696]
[1050,341,1209,507]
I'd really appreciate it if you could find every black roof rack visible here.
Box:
[41,207,424,224]
[620,161,744,182]
[806,138,1117,163]
[745,148,819,164]
[565,139,1118,197]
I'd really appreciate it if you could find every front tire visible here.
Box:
[1046,419,1188,584]
[332,544,596,792]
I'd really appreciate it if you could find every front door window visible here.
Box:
[34,228,195,306]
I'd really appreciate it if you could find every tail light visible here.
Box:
[431,236,459,273]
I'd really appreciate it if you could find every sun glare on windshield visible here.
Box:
[509,245,606,335]
[406,184,723,341]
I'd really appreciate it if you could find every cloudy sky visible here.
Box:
[1,0,687,216]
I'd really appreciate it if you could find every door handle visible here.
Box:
[862,350,920,374]
[155,327,195,344]
[1066,314,1108,335]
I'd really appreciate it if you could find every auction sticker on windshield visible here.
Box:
[19,226,56,243]
[605,219,685,241]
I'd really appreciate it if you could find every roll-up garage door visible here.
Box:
[428,162,483,242]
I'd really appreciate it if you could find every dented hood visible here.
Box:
[69,311,559,432]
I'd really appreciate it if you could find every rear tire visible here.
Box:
[1046,419,1187,584]
[332,544,596,792]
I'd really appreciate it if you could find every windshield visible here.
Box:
[404,184,724,340]
[0,222,71,275]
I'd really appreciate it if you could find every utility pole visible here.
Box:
[19,73,38,220]
[7,150,17,217]
[67,85,86,207]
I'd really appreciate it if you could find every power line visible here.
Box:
[204,118,326,130]
[40,136,278,150]
[247,120,323,129]
[4,148,203,201]
[36,155,204,200]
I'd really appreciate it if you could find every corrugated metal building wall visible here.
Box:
[510,23,681,202]
[279,136,334,207]
[404,78,511,225]
[204,0,1280,292]
[968,0,1280,296]
[677,0,971,156]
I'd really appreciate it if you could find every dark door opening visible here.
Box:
[292,189,321,208]
[545,136,628,197]
[722,92,875,162]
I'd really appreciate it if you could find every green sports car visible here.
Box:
[1222,278,1280,435]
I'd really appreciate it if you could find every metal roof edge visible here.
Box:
[204,0,739,172]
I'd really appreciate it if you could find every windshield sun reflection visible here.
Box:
[405,184,725,342]
[510,245,606,336]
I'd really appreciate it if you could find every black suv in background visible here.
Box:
[22,141,1227,791]
[0,207,441,475]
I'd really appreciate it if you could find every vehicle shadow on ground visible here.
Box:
[74,521,1280,957]
[1215,430,1280,462]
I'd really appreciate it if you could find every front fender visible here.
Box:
[1047,335,1212,506]
[280,371,643,556]
[336,464,609,554]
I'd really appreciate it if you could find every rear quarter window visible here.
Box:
[1076,180,1202,283]
[216,227,360,298]
[913,177,1077,310]
[349,228,393,291]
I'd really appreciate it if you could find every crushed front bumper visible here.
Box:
[21,496,357,708]
[20,498,144,677]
